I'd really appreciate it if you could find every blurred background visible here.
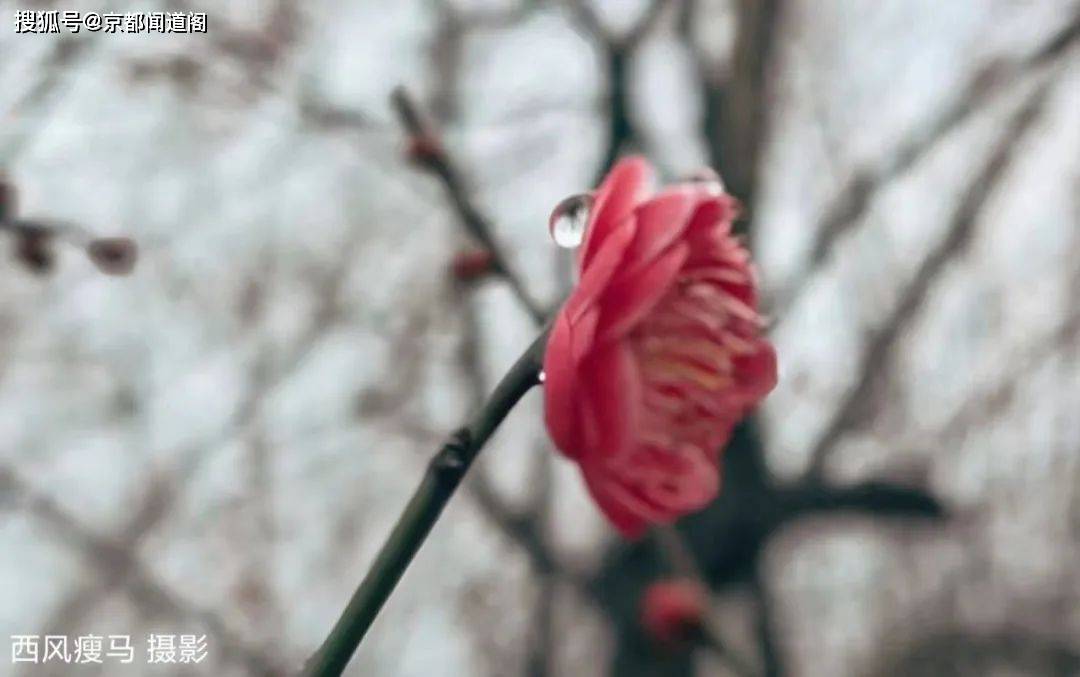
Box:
[1,0,1078,675]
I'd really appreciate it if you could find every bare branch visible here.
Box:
[390,86,547,323]
[751,571,785,677]
[929,291,1080,449]
[774,10,1080,314]
[563,0,611,44]
[802,82,1052,479]
[682,0,786,215]
[5,469,285,675]
[563,0,673,185]
[780,480,945,519]
[624,0,673,50]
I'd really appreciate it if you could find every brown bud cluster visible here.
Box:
[13,226,55,275]
[1,174,139,276]
[87,237,139,276]
[450,248,495,282]
[405,135,443,167]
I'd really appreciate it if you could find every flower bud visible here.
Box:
[405,135,442,166]
[13,228,54,274]
[450,248,495,281]
[640,579,707,646]
[87,237,138,275]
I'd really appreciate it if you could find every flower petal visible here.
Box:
[683,197,738,263]
[621,187,701,273]
[570,304,600,364]
[581,466,653,539]
[543,310,582,457]
[579,156,653,272]
[584,341,642,461]
[567,215,638,324]
[596,243,689,342]
[636,446,719,512]
[732,341,778,405]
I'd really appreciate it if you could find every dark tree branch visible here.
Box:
[565,0,670,50]
[680,0,785,220]
[525,572,557,677]
[717,0,783,211]
[564,0,673,185]
[780,480,945,520]
[750,571,784,677]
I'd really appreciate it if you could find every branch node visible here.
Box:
[432,428,473,478]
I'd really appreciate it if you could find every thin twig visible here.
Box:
[3,469,285,675]
[563,0,672,186]
[653,526,703,580]
[654,525,763,677]
[681,0,785,217]
[771,10,1080,318]
[698,624,760,677]
[750,571,784,677]
[390,86,547,323]
[802,80,1053,479]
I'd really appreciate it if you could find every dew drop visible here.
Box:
[686,167,725,195]
[547,192,593,248]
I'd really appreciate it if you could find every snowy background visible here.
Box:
[1,0,1078,675]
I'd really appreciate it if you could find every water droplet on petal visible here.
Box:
[686,167,725,195]
[548,192,593,248]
